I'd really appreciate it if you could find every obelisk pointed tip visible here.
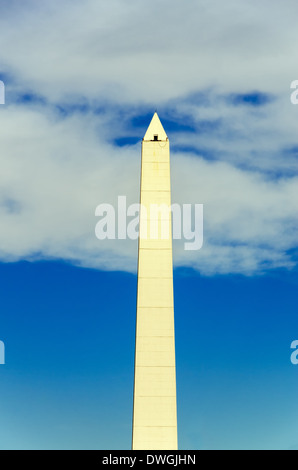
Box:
[143,112,168,141]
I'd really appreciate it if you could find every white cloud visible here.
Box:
[0,0,297,275]
[1,0,298,101]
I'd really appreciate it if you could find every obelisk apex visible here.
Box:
[132,114,178,450]
[143,112,168,141]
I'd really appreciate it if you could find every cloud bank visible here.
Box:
[0,0,297,275]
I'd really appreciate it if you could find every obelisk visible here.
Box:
[132,113,178,450]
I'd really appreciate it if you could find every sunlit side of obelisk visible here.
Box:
[132,113,178,450]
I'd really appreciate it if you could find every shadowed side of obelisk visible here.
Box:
[132,113,178,450]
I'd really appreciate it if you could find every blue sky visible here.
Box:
[0,0,298,450]
[0,261,298,450]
